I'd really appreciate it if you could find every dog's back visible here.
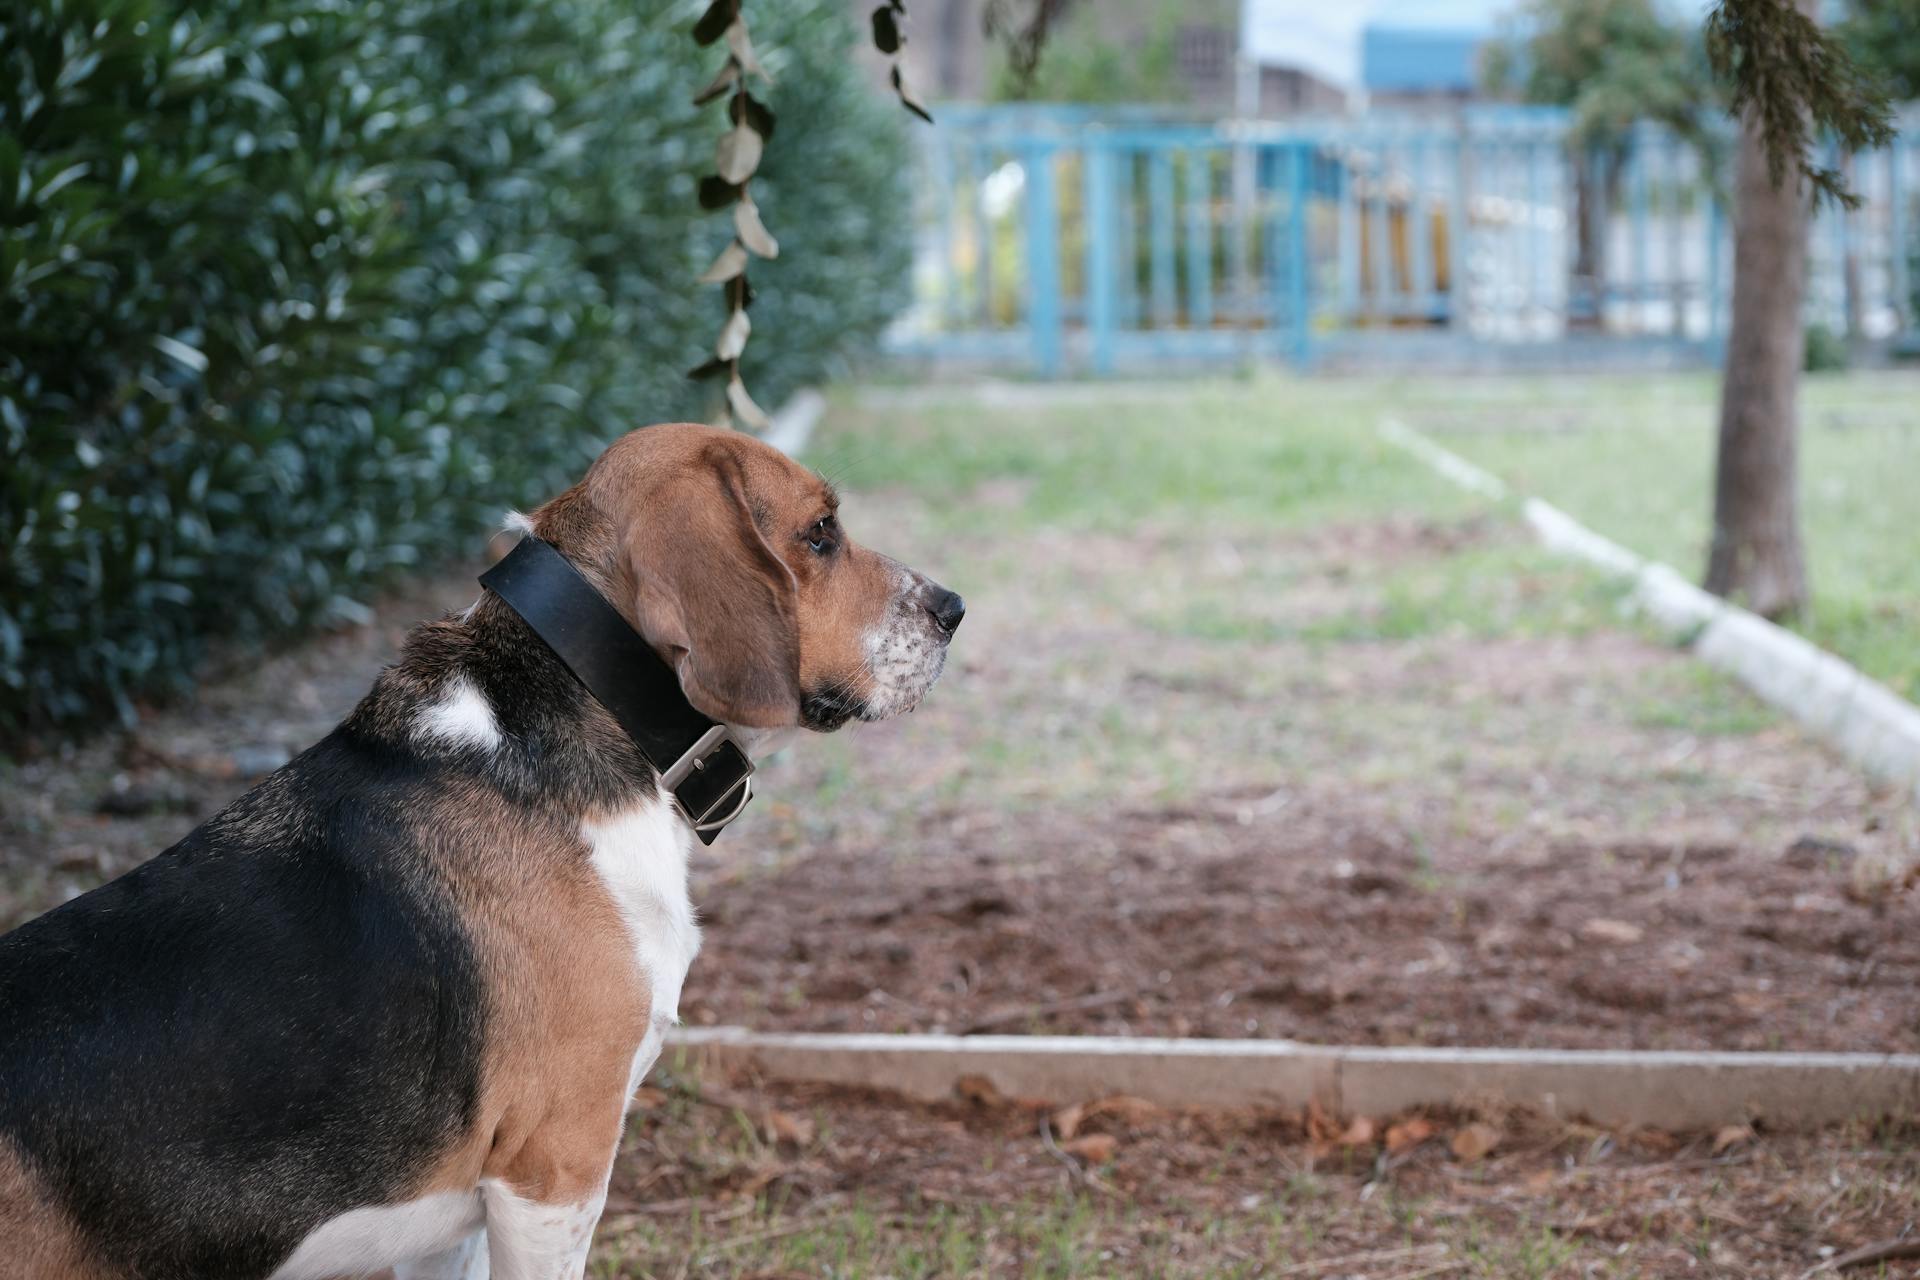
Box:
[0,731,485,1280]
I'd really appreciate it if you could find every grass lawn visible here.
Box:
[1404,370,1920,698]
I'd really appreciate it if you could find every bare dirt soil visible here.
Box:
[684,794,1912,1052]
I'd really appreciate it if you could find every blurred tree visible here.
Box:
[1838,0,1920,101]
[986,0,1189,103]
[1482,0,1716,324]
[1702,0,1894,617]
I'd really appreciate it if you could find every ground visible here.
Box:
[1,373,1915,1275]
[596,1063,1920,1278]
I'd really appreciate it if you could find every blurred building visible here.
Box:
[870,0,1513,113]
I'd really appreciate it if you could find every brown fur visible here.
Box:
[0,1139,103,1280]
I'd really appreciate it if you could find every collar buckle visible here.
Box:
[662,725,755,837]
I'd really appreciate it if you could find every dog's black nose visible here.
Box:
[927,587,965,635]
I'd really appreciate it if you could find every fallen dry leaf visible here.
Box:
[1712,1123,1756,1155]
[1450,1122,1503,1163]
[1580,918,1645,945]
[1084,1094,1160,1129]
[1385,1118,1435,1154]
[629,1086,668,1111]
[761,1108,813,1146]
[954,1074,1005,1108]
[1061,1134,1118,1164]
[1051,1103,1086,1141]
[1339,1117,1377,1147]
[1305,1099,1342,1146]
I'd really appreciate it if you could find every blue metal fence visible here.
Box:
[893,104,1920,374]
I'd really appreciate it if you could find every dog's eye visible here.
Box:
[806,518,836,555]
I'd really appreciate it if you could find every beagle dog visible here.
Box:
[0,424,962,1280]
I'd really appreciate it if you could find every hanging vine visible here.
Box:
[687,0,779,429]
[870,1,932,122]
[689,0,931,430]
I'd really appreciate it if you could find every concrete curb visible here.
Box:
[764,387,827,458]
[1381,418,1920,802]
[666,1029,1920,1131]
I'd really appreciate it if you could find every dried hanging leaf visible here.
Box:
[698,175,741,210]
[734,197,779,258]
[687,356,730,381]
[715,124,764,184]
[1450,1122,1502,1163]
[891,64,933,123]
[871,5,901,53]
[716,307,751,360]
[725,273,756,311]
[725,20,769,81]
[726,375,772,431]
[730,91,777,142]
[693,57,739,106]
[1061,1133,1118,1164]
[692,0,734,46]
[698,239,749,284]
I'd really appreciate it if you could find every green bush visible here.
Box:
[0,0,911,741]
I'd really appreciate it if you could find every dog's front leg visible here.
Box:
[391,1229,489,1280]
[479,1177,610,1280]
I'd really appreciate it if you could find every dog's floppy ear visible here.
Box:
[626,444,802,728]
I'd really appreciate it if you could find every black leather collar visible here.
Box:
[479,535,754,845]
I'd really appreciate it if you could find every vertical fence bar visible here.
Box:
[1149,148,1177,327]
[1448,127,1469,329]
[1893,143,1911,330]
[1629,135,1648,334]
[1526,135,1543,326]
[1289,142,1311,367]
[931,134,959,329]
[1411,136,1433,320]
[1115,149,1138,330]
[1368,147,1393,321]
[1023,142,1062,377]
[1230,137,1254,327]
[1666,133,1686,336]
[1086,139,1117,375]
[974,145,995,329]
[1186,147,1214,330]
[1339,149,1362,323]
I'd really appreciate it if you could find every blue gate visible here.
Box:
[896,104,1920,374]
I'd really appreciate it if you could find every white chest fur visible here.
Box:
[579,795,701,1101]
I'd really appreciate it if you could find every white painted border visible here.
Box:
[1381,418,1920,801]
[667,1028,1920,1130]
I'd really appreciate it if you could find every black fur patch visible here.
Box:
[0,733,486,1279]
[0,575,683,1277]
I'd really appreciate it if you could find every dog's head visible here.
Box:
[546,422,959,732]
